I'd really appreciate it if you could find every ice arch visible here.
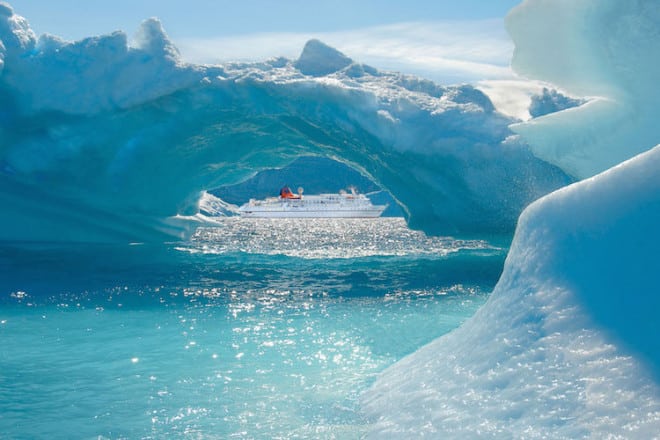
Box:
[0,4,570,243]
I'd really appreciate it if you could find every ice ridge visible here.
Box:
[0,3,571,242]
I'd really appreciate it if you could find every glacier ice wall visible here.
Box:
[363,144,660,438]
[0,3,570,243]
[507,0,660,179]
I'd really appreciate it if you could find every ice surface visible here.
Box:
[364,0,660,435]
[506,0,660,179]
[0,3,34,56]
[1,13,206,115]
[0,3,570,242]
[2,0,659,436]
[363,145,660,438]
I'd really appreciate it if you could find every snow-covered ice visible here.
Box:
[364,0,660,437]
[507,0,660,179]
[0,2,569,242]
[363,144,660,438]
[2,0,659,436]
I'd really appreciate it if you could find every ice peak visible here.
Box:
[0,1,36,60]
[294,39,352,77]
[133,17,180,62]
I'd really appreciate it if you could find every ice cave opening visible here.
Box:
[207,155,406,218]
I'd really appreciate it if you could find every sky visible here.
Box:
[10,0,524,85]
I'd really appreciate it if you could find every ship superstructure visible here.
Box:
[238,187,387,218]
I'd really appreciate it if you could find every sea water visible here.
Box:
[0,218,506,438]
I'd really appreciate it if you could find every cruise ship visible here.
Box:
[238,186,387,218]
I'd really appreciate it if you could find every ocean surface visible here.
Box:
[0,218,507,439]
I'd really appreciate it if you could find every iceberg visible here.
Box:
[0,2,569,243]
[363,145,660,437]
[364,0,660,436]
[1,0,658,436]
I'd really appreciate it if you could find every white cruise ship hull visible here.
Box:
[238,192,387,218]
[239,207,385,218]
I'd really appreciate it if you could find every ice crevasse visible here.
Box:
[364,0,660,437]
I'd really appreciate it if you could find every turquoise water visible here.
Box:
[0,219,506,438]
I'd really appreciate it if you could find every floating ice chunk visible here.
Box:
[363,145,660,438]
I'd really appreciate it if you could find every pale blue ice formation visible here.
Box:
[0,2,569,243]
[1,0,659,437]
[507,0,660,179]
[364,0,660,437]
[364,145,660,438]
